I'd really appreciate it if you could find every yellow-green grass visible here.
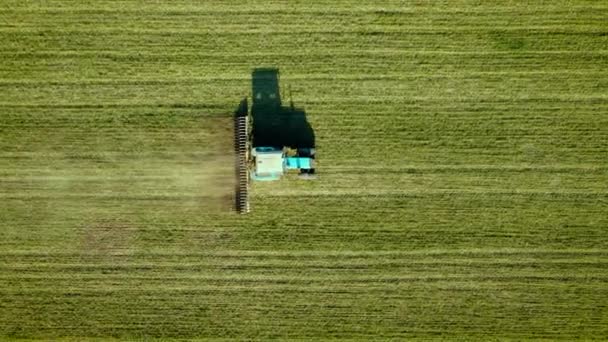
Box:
[1,0,607,339]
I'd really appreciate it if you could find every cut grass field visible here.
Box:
[1,0,607,339]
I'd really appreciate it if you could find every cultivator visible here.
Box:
[234,98,249,214]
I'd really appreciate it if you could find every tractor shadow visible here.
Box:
[245,68,315,150]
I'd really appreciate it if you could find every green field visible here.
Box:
[1,0,608,340]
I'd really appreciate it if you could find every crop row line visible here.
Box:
[0,249,605,257]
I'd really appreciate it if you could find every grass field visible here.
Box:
[1,0,608,339]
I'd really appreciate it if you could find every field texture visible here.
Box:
[1,0,608,340]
